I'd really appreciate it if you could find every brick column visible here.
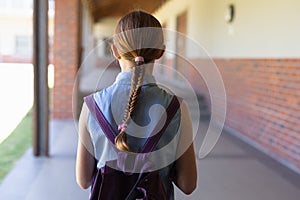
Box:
[53,0,81,119]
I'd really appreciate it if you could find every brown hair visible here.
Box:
[113,10,164,151]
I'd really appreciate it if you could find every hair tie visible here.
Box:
[134,56,144,63]
[118,123,128,132]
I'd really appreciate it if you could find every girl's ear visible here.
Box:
[155,45,165,59]
[111,44,121,59]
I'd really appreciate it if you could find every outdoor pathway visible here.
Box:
[0,119,300,200]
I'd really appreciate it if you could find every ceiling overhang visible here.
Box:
[82,0,168,22]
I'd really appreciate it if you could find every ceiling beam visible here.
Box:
[82,0,168,22]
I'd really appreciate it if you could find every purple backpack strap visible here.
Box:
[84,94,181,152]
[84,94,116,144]
[140,96,180,153]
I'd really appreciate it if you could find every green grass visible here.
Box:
[0,110,32,183]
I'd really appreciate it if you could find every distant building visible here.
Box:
[0,0,54,63]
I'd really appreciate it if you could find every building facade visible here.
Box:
[0,0,54,63]
[52,0,300,173]
[154,0,300,173]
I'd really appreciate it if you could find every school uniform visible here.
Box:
[86,71,181,199]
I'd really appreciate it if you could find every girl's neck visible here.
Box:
[119,59,154,75]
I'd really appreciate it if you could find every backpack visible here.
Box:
[84,94,180,200]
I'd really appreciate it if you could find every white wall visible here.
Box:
[154,0,190,58]
[94,17,118,38]
[0,15,32,55]
[209,0,300,58]
[155,0,300,58]
[0,0,54,58]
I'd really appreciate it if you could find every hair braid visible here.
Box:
[113,11,164,151]
[115,62,145,151]
[122,67,138,123]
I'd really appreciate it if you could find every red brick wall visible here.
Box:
[193,58,300,172]
[52,0,81,119]
[0,55,32,63]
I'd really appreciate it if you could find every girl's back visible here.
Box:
[76,10,197,199]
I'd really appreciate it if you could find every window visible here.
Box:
[0,0,7,10]
[15,36,32,56]
[0,0,33,11]
[14,0,25,9]
[14,0,32,9]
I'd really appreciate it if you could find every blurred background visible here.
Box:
[0,0,299,199]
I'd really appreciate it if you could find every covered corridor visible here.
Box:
[0,0,299,199]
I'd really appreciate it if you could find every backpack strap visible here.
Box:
[84,94,181,152]
[84,94,116,144]
[140,96,180,153]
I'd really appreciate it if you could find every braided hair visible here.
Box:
[113,11,164,151]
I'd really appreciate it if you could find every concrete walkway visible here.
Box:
[0,119,300,200]
[0,120,89,200]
